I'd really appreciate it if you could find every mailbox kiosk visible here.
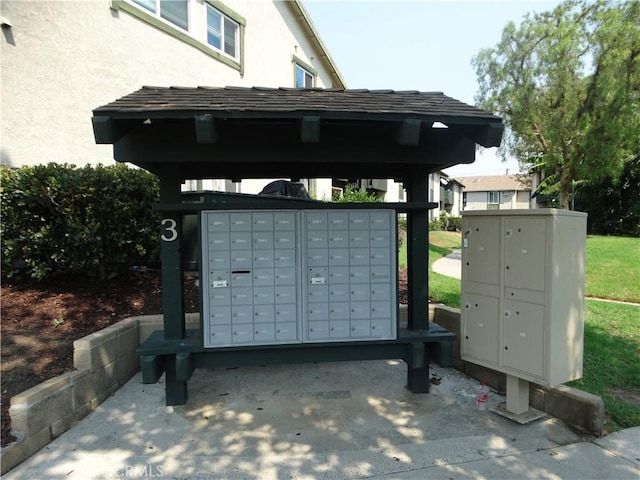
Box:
[92,86,504,405]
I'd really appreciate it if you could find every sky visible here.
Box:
[301,0,562,178]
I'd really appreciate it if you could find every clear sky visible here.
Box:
[301,0,562,178]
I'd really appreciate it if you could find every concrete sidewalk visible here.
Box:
[3,360,638,479]
[432,249,461,279]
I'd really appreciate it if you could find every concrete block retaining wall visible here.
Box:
[1,306,604,474]
[1,313,202,475]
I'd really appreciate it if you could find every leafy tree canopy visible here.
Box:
[473,0,640,208]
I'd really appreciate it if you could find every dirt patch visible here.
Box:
[0,267,410,446]
[610,388,640,409]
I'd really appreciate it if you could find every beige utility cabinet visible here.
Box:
[461,209,587,386]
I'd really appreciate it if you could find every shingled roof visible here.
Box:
[456,175,531,192]
[92,86,504,179]
[94,86,502,129]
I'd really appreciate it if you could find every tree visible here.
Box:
[573,155,640,236]
[473,0,640,209]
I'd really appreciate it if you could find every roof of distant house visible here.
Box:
[456,174,530,192]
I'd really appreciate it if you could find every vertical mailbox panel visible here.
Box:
[302,209,397,343]
[203,208,397,348]
[202,210,302,348]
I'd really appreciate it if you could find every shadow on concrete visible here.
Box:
[6,359,627,480]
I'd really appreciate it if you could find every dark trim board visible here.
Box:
[138,326,455,405]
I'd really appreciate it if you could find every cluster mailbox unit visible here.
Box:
[461,208,587,421]
[202,209,397,348]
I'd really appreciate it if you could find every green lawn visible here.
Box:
[586,236,640,303]
[400,230,640,432]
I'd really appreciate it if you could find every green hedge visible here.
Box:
[429,214,461,232]
[1,163,160,280]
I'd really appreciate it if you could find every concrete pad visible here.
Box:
[3,360,591,480]
[372,441,640,479]
[593,427,640,466]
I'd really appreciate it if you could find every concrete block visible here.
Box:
[530,384,605,434]
[0,426,51,475]
[117,319,139,356]
[96,361,119,393]
[71,369,99,411]
[50,411,75,439]
[73,328,118,372]
[9,375,70,408]
[117,352,140,384]
[9,376,73,436]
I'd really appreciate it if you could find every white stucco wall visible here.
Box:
[463,190,531,211]
[1,0,336,169]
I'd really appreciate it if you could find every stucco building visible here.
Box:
[456,174,531,211]
[1,0,345,198]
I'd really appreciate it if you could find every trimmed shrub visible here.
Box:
[430,214,461,232]
[1,163,160,280]
[333,185,383,203]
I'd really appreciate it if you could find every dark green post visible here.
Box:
[158,169,185,340]
[158,167,187,405]
[406,168,429,331]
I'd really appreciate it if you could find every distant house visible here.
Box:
[337,171,462,221]
[1,0,345,199]
[456,174,531,211]
[439,172,464,217]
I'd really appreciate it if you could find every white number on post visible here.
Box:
[161,218,178,242]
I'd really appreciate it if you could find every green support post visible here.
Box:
[158,170,185,340]
[158,167,187,405]
[406,342,429,393]
[165,355,188,405]
[406,168,430,331]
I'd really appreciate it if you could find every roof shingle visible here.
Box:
[456,175,530,192]
[93,86,502,125]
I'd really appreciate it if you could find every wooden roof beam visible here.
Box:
[300,116,320,143]
[92,116,125,144]
[395,119,422,146]
[195,114,217,143]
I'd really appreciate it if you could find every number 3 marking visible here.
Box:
[161,218,178,242]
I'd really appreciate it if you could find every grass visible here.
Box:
[400,230,640,432]
[585,236,640,303]
[398,230,462,307]
[568,301,640,432]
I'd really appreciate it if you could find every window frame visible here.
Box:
[487,191,501,204]
[113,0,245,74]
[487,191,501,210]
[205,2,241,61]
[292,55,317,88]
[128,0,190,32]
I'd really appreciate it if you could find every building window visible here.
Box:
[296,65,314,88]
[463,192,467,209]
[488,191,500,210]
[293,55,317,88]
[206,4,239,59]
[131,0,189,30]
[119,0,245,73]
